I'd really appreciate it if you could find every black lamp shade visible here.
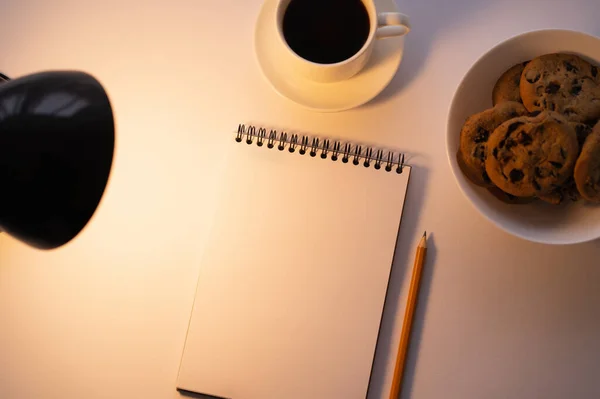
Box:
[0,71,115,249]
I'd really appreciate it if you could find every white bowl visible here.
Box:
[447,29,600,245]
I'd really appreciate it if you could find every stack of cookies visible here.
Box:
[457,53,600,205]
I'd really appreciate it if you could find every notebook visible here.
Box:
[177,124,411,399]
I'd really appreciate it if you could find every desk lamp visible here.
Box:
[0,71,114,249]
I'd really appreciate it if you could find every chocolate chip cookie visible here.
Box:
[520,53,600,123]
[537,176,581,205]
[458,101,528,186]
[487,186,534,204]
[485,111,579,197]
[492,61,528,106]
[574,121,600,202]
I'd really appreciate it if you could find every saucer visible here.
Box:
[254,0,406,113]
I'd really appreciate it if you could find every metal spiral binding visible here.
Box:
[235,124,405,173]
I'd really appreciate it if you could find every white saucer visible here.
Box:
[254,0,406,113]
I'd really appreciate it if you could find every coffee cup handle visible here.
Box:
[376,12,411,39]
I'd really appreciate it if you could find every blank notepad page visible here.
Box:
[177,128,411,399]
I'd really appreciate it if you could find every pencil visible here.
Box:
[389,231,428,399]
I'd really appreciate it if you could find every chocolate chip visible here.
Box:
[499,139,506,149]
[518,132,533,145]
[529,110,541,116]
[493,147,499,159]
[592,65,598,78]
[586,178,595,189]
[534,166,552,178]
[506,121,524,135]
[509,169,524,183]
[525,69,541,83]
[473,126,490,143]
[536,86,545,96]
[473,144,486,162]
[535,166,543,178]
[482,171,491,184]
[505,139,517,150]
[550,161,563,169]
[545,82,560,94]
[568,190,579,202]
[571,85,582,96]
[560,147,567,159]
[548,102,556,111]
[564,61,578,73]
[542,99,547,108]
[533,179,542,191]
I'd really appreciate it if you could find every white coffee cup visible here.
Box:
[275,0,411,83]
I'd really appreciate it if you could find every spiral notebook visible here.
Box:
[177,125,411,399]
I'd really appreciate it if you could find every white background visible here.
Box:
[1,0,600,398]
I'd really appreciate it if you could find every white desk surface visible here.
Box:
[1,1,599,398]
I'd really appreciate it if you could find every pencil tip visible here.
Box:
[423,231,427,238]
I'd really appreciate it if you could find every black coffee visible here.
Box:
[282,0,370,64]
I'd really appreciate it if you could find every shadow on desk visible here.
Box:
[365,0,488,106]
[178,388,227,399]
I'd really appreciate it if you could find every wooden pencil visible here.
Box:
[388,231,428,399]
